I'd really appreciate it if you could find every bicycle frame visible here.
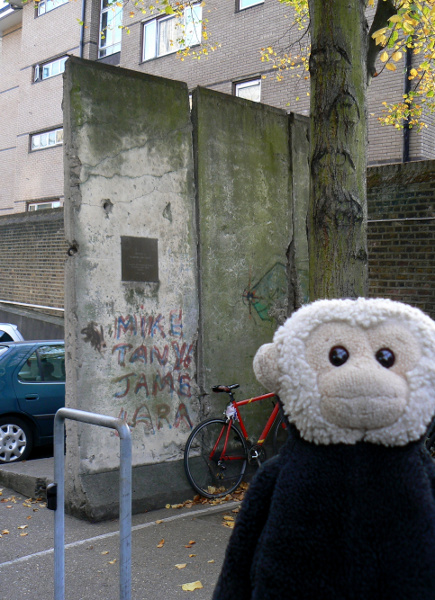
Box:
[212,391,278,463]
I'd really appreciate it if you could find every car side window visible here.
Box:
[18,345,65,383]
[0,331,13,342]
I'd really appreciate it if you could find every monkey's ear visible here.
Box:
[253,343,280,392]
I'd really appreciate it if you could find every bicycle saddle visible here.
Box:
[212,384,240,393]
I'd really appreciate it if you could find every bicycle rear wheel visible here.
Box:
[272,412,290,455]
[184,417,248,499]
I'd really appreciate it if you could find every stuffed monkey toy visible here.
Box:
[213,298,435,600]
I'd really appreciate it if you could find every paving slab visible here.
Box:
[0,484,238,599]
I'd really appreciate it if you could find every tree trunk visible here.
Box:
[307,0,369,300]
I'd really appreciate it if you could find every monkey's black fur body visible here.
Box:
[213,426,435,600]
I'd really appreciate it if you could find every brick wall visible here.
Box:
[367,160,435,319]
[0,208,67,310]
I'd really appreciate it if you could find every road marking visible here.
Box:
[0,501,240,569]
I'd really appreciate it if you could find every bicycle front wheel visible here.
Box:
[184,418,248,499]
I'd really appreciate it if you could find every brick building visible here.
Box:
[0,0,434,216]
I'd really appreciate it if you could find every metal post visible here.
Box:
[53,408,132,600]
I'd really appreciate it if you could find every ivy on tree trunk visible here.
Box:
[307,0,370,300]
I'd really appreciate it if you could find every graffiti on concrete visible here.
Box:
[81,322,107,353]
[242,263,287,322]
[115,401,193,435]
[109,308,194,434]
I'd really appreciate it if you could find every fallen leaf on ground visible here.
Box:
[108,559,117,565]
[20,533,28,537]
[18,525,28,530]
[175,563,187,569]
[189,554,196,558]
[223,516,234,522]
[157,539,165,548]
[182,581,203,591]
[155,520,163,524]
[101,551,109,555]
[208,560,215,563]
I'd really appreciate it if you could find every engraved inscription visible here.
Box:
[121,237,159,283]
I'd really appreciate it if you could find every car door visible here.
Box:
[13,344,65,440]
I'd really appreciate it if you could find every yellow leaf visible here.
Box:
[410,68,418,78]
[223,516,234,522]
[18,525,28,530]
[175,563,187,569]
[389,15,402,23]
[372,27,388,40]
[101,551,109,555]
[157,539,165,548]
[386,63,396,71]
[182,581,203,591]
[189,554,196,558]
[380,51,389,62]
[208,559,215,563]
[155,520,163,524]
[109,559,117,565]
[20,533,28,537]
[391,51,402,61]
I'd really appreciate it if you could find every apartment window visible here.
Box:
[37,0,68,16]
[34,56,68,82]
[99,0,122,58]
[235,79,261,103]
[27,199,61,211]
[143,3,202,62]
[239,0,263,10]
[30,128,63,151]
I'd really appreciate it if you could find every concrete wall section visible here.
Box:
[193,87,295,434]
[63,58,199,516]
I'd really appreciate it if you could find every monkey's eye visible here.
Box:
[376,348,395,368]
[329,346,349,367]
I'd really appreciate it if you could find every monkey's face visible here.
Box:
[254,298,435,446]
[305,321,421,431]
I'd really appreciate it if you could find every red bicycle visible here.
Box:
[183,384,288,498]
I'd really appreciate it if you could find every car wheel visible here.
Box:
[0,418,33,464]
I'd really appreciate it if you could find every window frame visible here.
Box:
[30,128,64,152]
[234,78,262,103]
[27,199,62,211]
[36,0,68,17]
[34,56,68,83]
[238,0,264,11]
[98,0,123,59]
[142,3,202,63]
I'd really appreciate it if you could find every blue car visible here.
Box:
[0,341,65,463]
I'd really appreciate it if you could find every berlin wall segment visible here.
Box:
[63,59,310,520]
[63,57,199,519]
[192,87,309,435]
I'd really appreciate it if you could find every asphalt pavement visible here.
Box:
[0,483,239,599]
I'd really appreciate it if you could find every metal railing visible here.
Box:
[52,408,132,600]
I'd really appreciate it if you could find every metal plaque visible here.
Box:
[121,236,159,283]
